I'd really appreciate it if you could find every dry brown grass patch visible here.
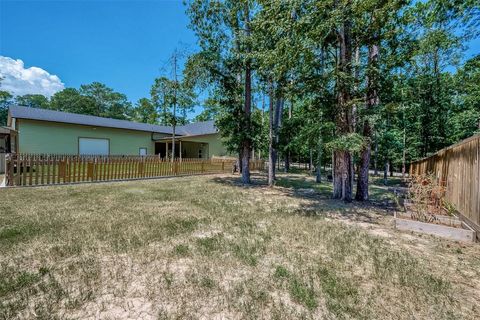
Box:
[1,173,479,319]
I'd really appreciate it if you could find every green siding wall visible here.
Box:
[17,119,159,155]
[16,119,228,158]
[183,134,229,158]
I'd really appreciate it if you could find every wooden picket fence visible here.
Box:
[410,134,480,233]
[5,154,265,187]
[0,153,5,174]
[211,155,266,171]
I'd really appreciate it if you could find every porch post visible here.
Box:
[179,140,182,162]
[166,141,169,160]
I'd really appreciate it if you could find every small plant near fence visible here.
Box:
[407,174,448,223]
[396,173,476,242]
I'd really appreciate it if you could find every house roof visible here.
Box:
[177,120,217,136]
[9,106,218,136]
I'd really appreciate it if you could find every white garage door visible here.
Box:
[79,138,109,155]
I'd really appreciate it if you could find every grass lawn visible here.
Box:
[1,173,479,319]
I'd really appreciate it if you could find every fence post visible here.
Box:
[93,157,97,181]
[15,155,21,186]
[87,161,93,181]
[5,154,13,186]
[139,158,144,177]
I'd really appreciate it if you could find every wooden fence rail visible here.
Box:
[5,154,265,187]
[410,134,480,232]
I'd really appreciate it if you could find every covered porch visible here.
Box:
[1,126,17,174]
[153,137,210,160]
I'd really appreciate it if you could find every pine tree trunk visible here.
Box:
[333,150,353,201]
[350,156,355,191]
[332,14,353,201]
[285,102,292,173]
[356,141,370,200]
[241,71,251,184]
[268,86,276,186]
[374,132,378,176]
[309,149,313,172]
[356,43,379,201]
[241,143,250,184]
[241,3,251,184]
[274,97,283,175]
[383,160,389,185]
[316,134,322,183]
[285,152,290,173]
[402,127,406,178]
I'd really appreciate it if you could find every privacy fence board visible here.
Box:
[5,154,265,187]
[410,134,480,232]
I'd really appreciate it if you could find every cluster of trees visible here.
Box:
[0,82,133,122]
[183,0,480,200]
[0,72,197,128]
[1,0,478,201]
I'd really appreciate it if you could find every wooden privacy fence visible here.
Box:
[5,154,265,187]
[410,134,480,231]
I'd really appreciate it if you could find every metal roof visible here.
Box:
[176,120,217,136]
[9,106,218,136]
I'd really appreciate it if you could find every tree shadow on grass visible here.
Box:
[211,172,399,226]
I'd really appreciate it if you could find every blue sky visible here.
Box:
[1,0,479,115]
[0,0,197,104]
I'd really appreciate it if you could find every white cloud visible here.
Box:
[0,56,65,97]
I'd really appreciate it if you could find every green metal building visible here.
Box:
[7,106,228,158]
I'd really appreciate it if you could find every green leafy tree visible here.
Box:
[187,0,479,195]
[79,82,132,120]
[448,55,480,142]
[50,88,97,115]
[186,0,257,184]
[49,83,132,120]
[0,91,13,126]
[15,94,49,109]
[0,77,13,126]
[150,76,196,126]
[194,97,221,122]
[133,98,158,124]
